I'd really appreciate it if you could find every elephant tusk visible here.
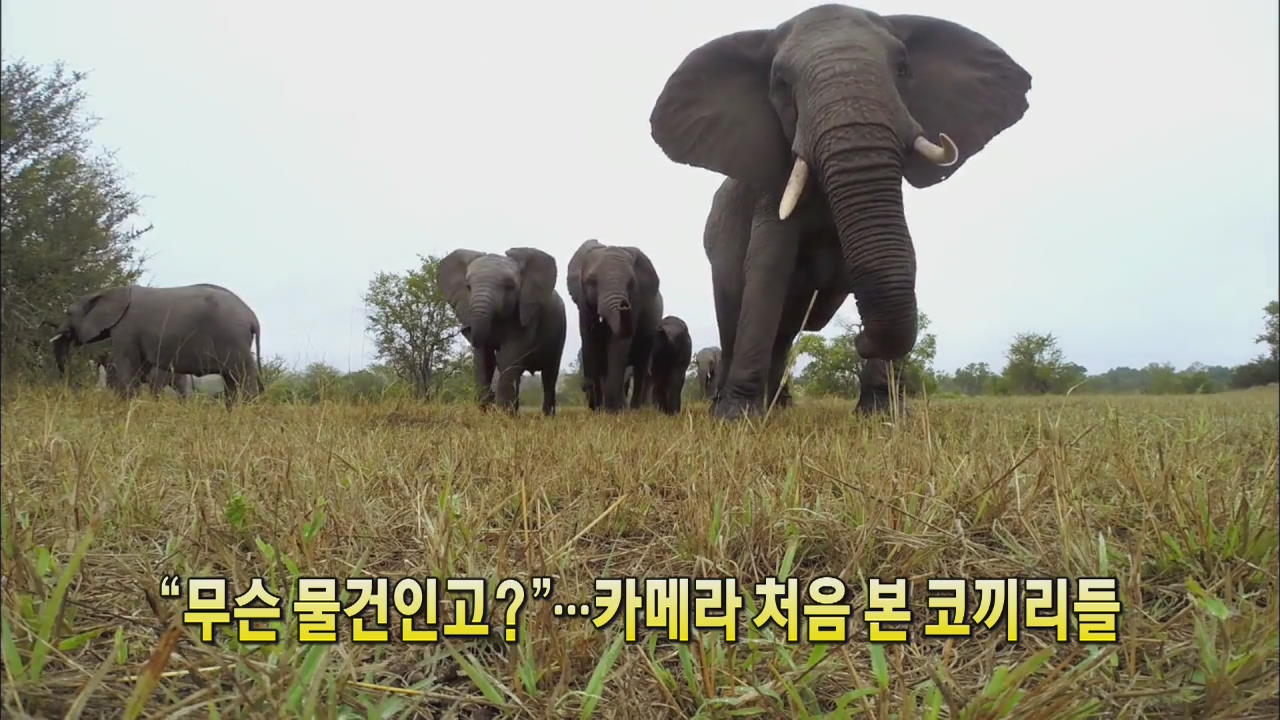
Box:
[778,156,808,221]
[913,133,959,167]
[49,333,63,343]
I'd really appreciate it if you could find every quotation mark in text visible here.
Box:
[160,575,182,598]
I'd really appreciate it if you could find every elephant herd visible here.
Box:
[45,6,1032,421]
[438,241,703,416]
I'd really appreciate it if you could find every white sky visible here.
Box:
[3,1,1277,375]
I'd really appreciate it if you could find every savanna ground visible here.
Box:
[2,383,1277,719]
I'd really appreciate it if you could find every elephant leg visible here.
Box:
[221,375,239,410]
[766,299,806,411]
[219,354,254,408]
[662,373,679,414]
[602,338,630,412]
[541,368,557,416]
[112,354,145,400]
[856,358,904,415]
[493,367,520,413]
[153,368,184,398]
[495,344,527,414]
[705,183,752,414]
[473,348,496,409]
[717,205,801,419]
[630,366,647,410]
[175,374,193,401]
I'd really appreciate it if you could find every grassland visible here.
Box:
[2,385,1277,719]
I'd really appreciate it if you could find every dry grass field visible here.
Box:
[2,385,1277,718]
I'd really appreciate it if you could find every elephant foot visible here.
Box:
[712,395,762,420]
[855,389,902,416]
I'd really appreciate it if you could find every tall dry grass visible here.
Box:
[2,385,1277,718]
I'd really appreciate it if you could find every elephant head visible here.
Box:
[49,286,134,374]
[567,239,659,338]
[440,247,558,347]
[694,346,721,396]
[650,5,1030,362]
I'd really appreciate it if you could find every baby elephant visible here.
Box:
[440,247,567,416]
[647,316,692,415]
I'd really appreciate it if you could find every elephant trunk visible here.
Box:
[50,332,72,375]
[601,291,633,338]
[814,124,918,361]
[469,290,497,348]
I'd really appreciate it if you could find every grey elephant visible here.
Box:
[693,346,721,401]
[649,5,1030,418]
[648,316,693,415]
[50,283,263,406]
[440,247,567,416]
[567,239,664,413]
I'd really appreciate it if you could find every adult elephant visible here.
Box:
[440,247,566,416]
[693,346,721,401]
[567,239,663,413]
[648,316,693,415]
[649,5,1030,418]
[50,283,262,406]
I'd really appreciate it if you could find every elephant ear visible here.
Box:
[506,247,557,328]
[439,249,483,334]
[885,14,1032,189]
[76,286,132,343]
[649,29,792,193]
[623,247,660,301]
[566,239,602,306]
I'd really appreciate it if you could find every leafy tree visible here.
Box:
[1001,332,1080,395]
[364,255,468,399]
[792,328,861,397]
[1230,300,1280,389]
[1142,362,1183,395]
[1052,362,1088,394]
[259,355,290,388]
[791,310,936,398]
[1259,300,1279,362]
[1,59,149,376]
[951,362,998,396]
[556,350,589,406]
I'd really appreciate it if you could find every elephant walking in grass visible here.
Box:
[648,316,692,415]
[567,239,664,413]
[649,5,1031,418]
[440,247,566,416]
[694,346,721,401]
[50,283,263,407]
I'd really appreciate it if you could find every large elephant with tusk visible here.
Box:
[567,239,664,413]
[649,5,1031,418]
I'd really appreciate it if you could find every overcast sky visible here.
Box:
[3,1,1277,375]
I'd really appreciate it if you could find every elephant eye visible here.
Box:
[896,61,912,80]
